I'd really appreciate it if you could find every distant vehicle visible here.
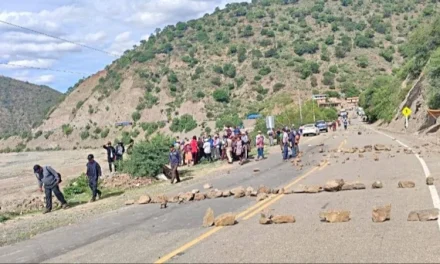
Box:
[115,121,133,127]
[247,114,262,119]
[339,109,347,118]
[302,124,320,136]
[357,107,365,116]
[315,120,328,132]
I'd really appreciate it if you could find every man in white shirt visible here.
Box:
[267,128,274,146]
[282,128,289,161]
[202,139,213,162]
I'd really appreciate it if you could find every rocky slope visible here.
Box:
[1,0,439,151]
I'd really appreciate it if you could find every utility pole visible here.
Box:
[312,98,316,123]
[297,87,303,125]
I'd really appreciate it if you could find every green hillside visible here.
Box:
[0,76,63,138]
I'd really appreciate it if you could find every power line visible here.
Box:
[0,62,91,75]
[0,19,120,57]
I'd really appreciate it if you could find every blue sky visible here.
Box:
[0,0,247,93]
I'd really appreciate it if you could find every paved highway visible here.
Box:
[1,122,440,263]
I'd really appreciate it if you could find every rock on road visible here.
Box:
[1,121,440,263]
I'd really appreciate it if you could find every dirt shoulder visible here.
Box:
[0,147,276,247]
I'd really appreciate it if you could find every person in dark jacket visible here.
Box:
[103,141,116,172]
[169,145,181,184]
[86,154,102,202]
[115,142,125,171]
[33,165,68,214]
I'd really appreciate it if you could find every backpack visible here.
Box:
[46,166,62,183]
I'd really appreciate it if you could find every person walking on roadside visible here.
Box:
[282,128,289,161]
[203,138,213,162]
[34,165,68,214]
[115,142,125,171]
[103,141,116,172]
[169,145,181,184]
[343,118,348,130]
[190,136,199,165]
[86,154,102,202]
[256,131,265,160]
[267,128,274,146]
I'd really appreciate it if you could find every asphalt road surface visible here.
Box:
[1,121,440,263]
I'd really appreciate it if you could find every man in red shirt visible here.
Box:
[190,136,199,165]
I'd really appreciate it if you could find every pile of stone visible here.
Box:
[1,196,47,214]
[259,213,295,225]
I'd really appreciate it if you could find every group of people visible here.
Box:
[278,126,301,161]
[33,153,104,214]
[103,141,125,172]
[168,126,267,184]
[330,117,349,131]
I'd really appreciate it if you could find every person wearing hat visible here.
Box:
[103,141,116,172]
[169,145,181,184]
[86,154,102,202]
[33,165,68,214]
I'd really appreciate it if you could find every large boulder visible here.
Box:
[214,213,236,226]
[372,204,391,222]
[137,195,151,204]
[374,144,390,151]
[231,186,246,198]
[194,193,206,201]
[372,181,383,189]
[180,192,195,201]
[203,208,215,227]
[257,185,270,194]
[319,210,350,223]
[341,182,366,191]
[408,209,440,221]
[256,193,268,202]
[324,179,345,192]
[398,181,415,188]
[305,185,323,193]
[271,215,296,224]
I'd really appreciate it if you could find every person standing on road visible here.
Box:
[267,128,274,146]
[33,165,68,214]
[256,131,265,160]
[103,141,116,172]
[169,145,181,184]
[190,136,199,165]
[241,131,250,160]
[226,135,234,164]
[343,118,348,130]
[282,128,289,161]
[115,142,125,171]
[203,139,213,162]
[289,128,297,158]
[235,135,245,165]
[86,154,102,202]
[213,134,220,160]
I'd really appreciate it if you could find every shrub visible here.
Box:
[169,114,197,133]
[380,47,394,62]
[132,111,141,122]
[76,100,84,110]
[354,34,375,48]
[62,124,73,136]
[213,89,230,103]
[122,134,172,177]
[429,93,440,109]
[44,131,53,139]
[273,83,285,92]
[264,48,278,58]
[329,65,338,73]
[325,35,335,45]
[131,129,140,138]
[80,131,90,140]
[63,173,90,199]
[168,72,179,83]
[223,63,236,78]
[211,77,222,86]
[93,127,102,134]
[34,131,43,139]
[100,128,110,138]
[215,112,242,129]
[213,65,223,74]
[311,76,318,87]
[322,71,335,86]
[294,41,319,56]
[252,60,262,69]
[258,66,271,76]
[196,91,205,98]
[356,56,369,68]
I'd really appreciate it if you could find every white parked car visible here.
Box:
[302,124,320,136]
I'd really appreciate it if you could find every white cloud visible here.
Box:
[115,31,131,42]
[6,59,55,68]
[85,31,107,43]
[34,74,55,84]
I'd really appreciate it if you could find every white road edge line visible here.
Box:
[367,126,440,230]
